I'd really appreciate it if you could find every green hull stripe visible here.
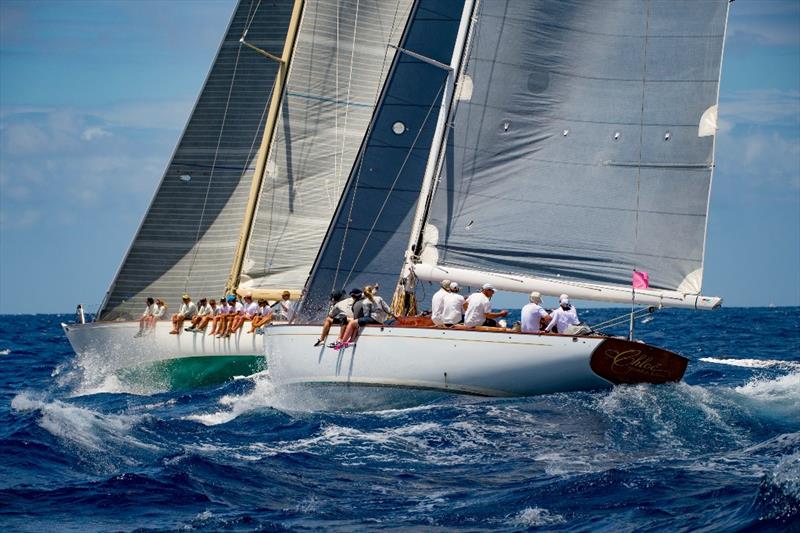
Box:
[117,355,266,391]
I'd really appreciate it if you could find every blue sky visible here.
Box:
[1,0,798,314]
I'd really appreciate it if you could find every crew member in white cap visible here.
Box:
[464,283,509,327]
[431,279,451,326]
[440,281,465,326]
[521,291,550,333]
[545,294,580,334]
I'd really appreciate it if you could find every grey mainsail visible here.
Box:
[299,0,468,319]
[422,0,729,296]
[99,0,295,320]
[239,0,413,295]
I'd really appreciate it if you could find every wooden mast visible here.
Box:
[226,0,305,297]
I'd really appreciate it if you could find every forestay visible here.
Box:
[239,0,413,295]
[99,0,294,320]
[421,0,730,302]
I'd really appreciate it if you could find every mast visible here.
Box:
[226,0,305,295]
[391,0,478,314]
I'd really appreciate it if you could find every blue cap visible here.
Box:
[226,295,236,302]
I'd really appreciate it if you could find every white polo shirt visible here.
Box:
[431,288,449,325]
[545,305,579,333]
[244,301,259,317]
[441,292,465,325]
[521,302,548,332]
[464,292,492,327]
[178,301,197,318]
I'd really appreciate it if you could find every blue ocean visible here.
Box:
[1,308,798,532]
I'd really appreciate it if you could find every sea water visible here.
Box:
[0,308,798,532]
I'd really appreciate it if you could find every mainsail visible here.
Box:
[238,0,413,296]
[99,0,296,320]
[298,0,470,318]
[416,0,729,308]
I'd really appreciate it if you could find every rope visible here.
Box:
[242,0,262,40]
[340,79,447,288]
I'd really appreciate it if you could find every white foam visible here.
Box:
[11,393,156,455]
[0,348,10,356]
[734,373,800,411]
[700,357,800,371]
[187,371,277,426]
[770,452,800,500]
[507,507,566,527]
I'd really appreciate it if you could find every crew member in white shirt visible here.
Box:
[225,293,250,337]
[170,294,197,334]
[249,299,273,334]
[194,299,218,332]
[431,279,451,326]
[186,298,211,332]
[211,296,233,336]
[545,294,580,334]
[440,282,465,326]
[135,297,157,337]
[464,283,509,327]
[521,291,550,333]
[277,290,296,322]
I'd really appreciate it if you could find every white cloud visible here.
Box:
[81,127,111,141]
[717,130,800,194]
[719,90,800,128]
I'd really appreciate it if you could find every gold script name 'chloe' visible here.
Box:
[605,349,669,378]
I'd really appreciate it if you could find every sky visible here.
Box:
[1,0,798,314]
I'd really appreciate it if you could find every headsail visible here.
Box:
[238,0,413,296]
[99,0,295,320]
[298,0,470,319]
[418,0,730,307]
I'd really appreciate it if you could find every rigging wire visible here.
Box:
[183,33,246,292]
[328,0,410,291]
[336,0,361,194]
[340,79,447,289]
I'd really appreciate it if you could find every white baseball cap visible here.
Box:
[449,281,459,290]
[529,291,542,303]
[482,283,496,291]
[559,294,569,304]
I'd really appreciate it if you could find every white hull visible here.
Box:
[62,321,267,391]
[265,325,613,396]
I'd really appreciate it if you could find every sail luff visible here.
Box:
[227,0,305,295]
[696,0,733,295]
[394,0,478,312]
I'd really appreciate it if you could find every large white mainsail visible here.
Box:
[99,0,297,320]
[238,0,413,297]
[413,0,729,309]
